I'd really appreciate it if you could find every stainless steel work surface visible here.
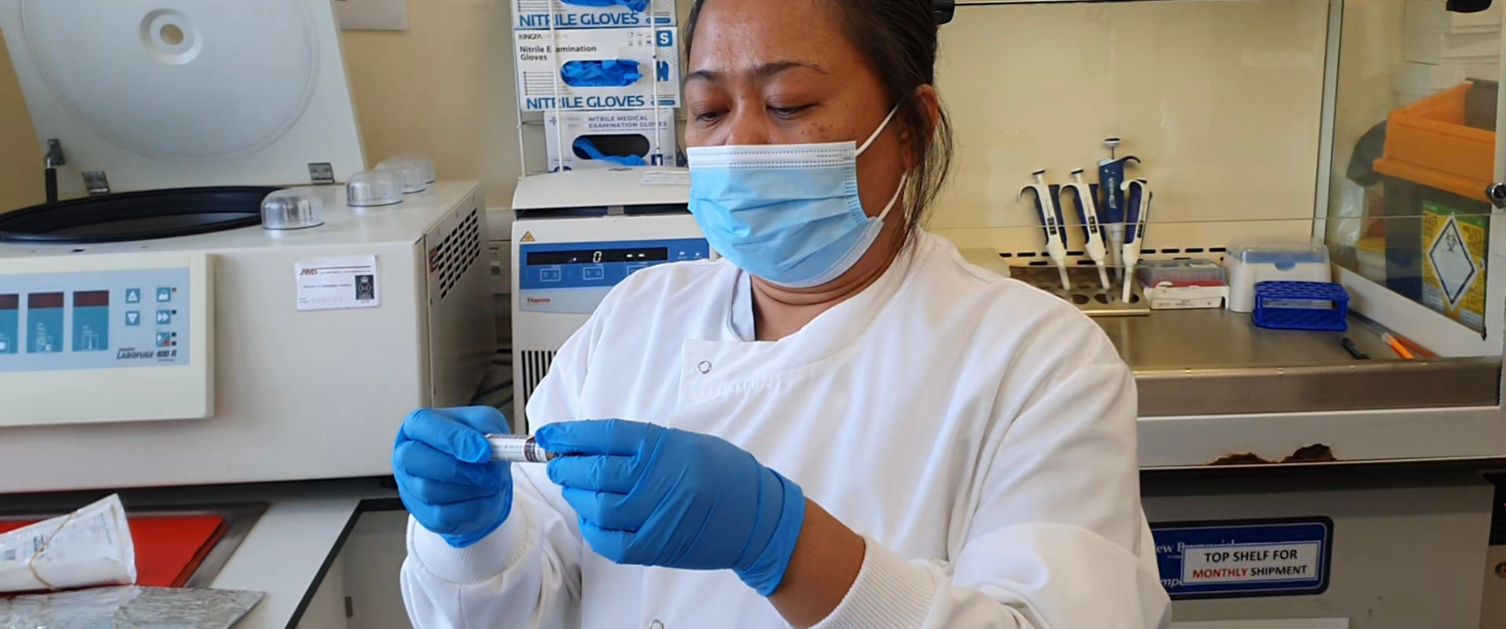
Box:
[1099,309,1502,416]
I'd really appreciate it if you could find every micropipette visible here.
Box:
[1120,179,1152,304]
[1097,138,1140,279]
[487,434,557,463]
[1062,169,1111,289]
[1020,169,1071,290]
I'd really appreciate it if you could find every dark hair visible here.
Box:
[685,0,955,249]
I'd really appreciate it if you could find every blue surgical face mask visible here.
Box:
[686,106,906,288]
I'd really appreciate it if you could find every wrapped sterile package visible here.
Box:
[0,585,265,629]
[0,494,136,593]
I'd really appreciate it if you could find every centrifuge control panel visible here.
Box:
[0,268,191,373]
[518,238,710,314]
[0,251,211,427]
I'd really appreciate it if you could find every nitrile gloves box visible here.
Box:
[512,0,676,29]
[515,27,681,112]
[544,110,681,171]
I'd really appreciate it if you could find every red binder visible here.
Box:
[0,514,227,587]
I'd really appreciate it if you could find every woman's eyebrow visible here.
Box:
[686,60,829,85]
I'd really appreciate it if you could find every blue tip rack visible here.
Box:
[1252,281,1350,331]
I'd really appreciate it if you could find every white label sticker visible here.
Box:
[1182,543,1322,584]
[296,256,380,311]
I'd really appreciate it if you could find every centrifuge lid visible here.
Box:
[0,0,366,197]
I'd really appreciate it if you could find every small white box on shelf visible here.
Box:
[543,110,680,171]
[514,27,681,112]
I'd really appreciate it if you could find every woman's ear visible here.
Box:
[915,84,941,143]
[899,85,942,170]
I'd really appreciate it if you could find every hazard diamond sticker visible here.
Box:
[1428,216,1478,308]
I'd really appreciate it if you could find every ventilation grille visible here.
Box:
[436,209,481,301]
[520,349,556,405]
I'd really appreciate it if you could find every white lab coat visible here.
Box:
[401,232,1172,629]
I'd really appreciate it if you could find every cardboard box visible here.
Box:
[543,110,680,171]
[512,0,676,29]
[515,27,681,112]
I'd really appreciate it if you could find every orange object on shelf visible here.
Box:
[1373,82,1494,203]
[0,514,226,587]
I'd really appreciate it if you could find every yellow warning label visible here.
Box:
[520,231,535,243]
[1422,202,1487,332]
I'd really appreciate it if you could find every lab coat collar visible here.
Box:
[680,234,934,401]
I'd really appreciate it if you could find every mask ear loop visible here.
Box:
[858,102,908,223]
[874,173,908,222]
[856,103,903,156]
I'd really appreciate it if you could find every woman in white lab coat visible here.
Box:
[392,0,1172,626]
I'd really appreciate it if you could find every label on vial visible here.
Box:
[490,437,550,463]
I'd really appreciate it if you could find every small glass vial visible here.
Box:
[487,435,556,463]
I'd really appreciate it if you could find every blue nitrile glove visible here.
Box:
[560,0,651,13]
[536,420,806,596]
[574,137,648,167]
[393,407,513,548]
[560,59,643,88]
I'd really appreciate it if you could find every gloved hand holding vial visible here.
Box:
[390,407,514,548]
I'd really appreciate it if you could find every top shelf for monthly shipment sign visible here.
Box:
[1152,518,1334,600]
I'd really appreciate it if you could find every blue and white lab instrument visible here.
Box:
[1020,170,1071,290]
[510,169,709,426]
[1121,178,1152,303]
[1097,138,1140,277]
[1062,169,1111,289]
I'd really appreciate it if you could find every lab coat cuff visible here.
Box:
[812,537,934,629]
[407,506,532,585]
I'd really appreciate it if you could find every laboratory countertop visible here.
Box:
[1097,308,1500,417]
[1,479,398,629]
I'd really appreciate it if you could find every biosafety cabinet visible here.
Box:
[932,0,1506,625]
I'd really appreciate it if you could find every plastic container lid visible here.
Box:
[1227,241,1330,266]
[375,159,429,194]
[261,189,325,230]
[390,153,437,184]
[346,170,405,208]
[0,0,366,196]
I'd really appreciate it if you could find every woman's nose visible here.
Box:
[723,106,770,146]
